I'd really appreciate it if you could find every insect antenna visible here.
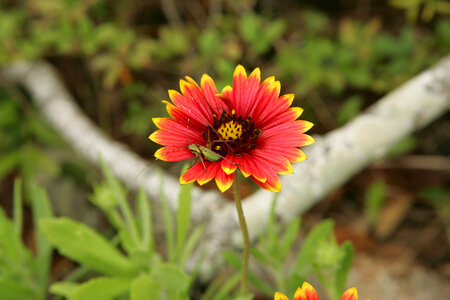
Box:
[186,109,192,147]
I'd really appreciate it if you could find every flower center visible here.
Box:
[204,110,261,157]
[217,120,243,140]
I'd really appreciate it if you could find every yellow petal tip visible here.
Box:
[234,64,247,78]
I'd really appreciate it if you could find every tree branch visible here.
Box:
[1,56,449,278]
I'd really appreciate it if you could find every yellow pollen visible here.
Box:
[218,121,242,140]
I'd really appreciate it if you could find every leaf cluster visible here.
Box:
[223,197,354,300]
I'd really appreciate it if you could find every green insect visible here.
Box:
[185,110,239,171]
[187,142,238,171]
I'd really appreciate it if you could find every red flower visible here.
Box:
[275,282,360,300]
[149,65,314,192]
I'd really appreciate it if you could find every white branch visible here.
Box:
[0,62,227,222]
[1,57,449,277]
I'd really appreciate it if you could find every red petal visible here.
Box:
[251,79,281,126]
[180,162,209,184]
[301,282,319,300]
[197,161,221,185]
[279,93,295,107]
[261,106,305,130]
[263,120,314,139]
[154,146,193,162]
[252,149,293,175]
[201,74,226,116]
[263,147,307,163]
[247,76,275,120]
[251,172,281,192]
[162,100,204,132]
[215,169,234,192]
[221,154,239,175]
[149,119,204,147]
[341,288,358,300]
[179,79,214,125]
[219,85,234,112]
[260,127,315,148]
[236,154,267,182]
[274,292,290,300]
[273,292,289,300]
[240,68,261,117]
[294,287,307,300]
[168,89,206,125]
[232,65,248,116]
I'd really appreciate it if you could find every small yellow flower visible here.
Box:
[275,282,362,300]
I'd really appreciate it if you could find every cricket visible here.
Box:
[157,108,239,172]
[185,110,240,172]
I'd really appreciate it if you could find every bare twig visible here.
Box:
[159,0,182,26]
[371,155,450,172]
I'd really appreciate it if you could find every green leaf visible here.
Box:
[277,218,301,261]
[89,183,118,211]
[40,217,137,276]
[99,158,139,244]
[420,186,450,203]
[158,170,175,262]
[265,19,286,43]
[223,249,272,296]
[130,275,160,300]
[222,250,242,269]
[136,188,154,252]
[28,183,54,299]
[291,219,334,276]
[250,247,279,269]
[364,179,386,226]
[119,229,136,255]
[151,263,190,292]
[266,195,279,252]
[335,241,354,295]
[49,281,79,297]
[233,295,254,300]
[0,207,30,267]
[211,273,240,300]
[198,28,222,57]
[240,14,259,44]
[178,225,204,268]
[336,96,363,126]
[0,278,35,300]
[387,136,417,158]
[0,151,20,181]
[71,277,132,300]
[13,178,23,237]
[176,177,192,254]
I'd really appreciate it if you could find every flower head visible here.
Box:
[149,65,314,192]
[275,282,360,300]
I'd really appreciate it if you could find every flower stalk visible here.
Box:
[233,173,250,295]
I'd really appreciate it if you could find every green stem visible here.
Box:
[233,174,249,295]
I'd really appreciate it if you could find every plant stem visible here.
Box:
[233,173,249,295]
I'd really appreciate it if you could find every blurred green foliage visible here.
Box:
[364,179,387,228]
[390,0,450,23]
[1,0,450,140]
[0,87,92,187]
[0,179,53,300]
[44,164,201,300]
[223,197,354,300]
[1,170,354,299]
[0,88,62,181]
[420,186,450,242]
[0,1,449,298]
